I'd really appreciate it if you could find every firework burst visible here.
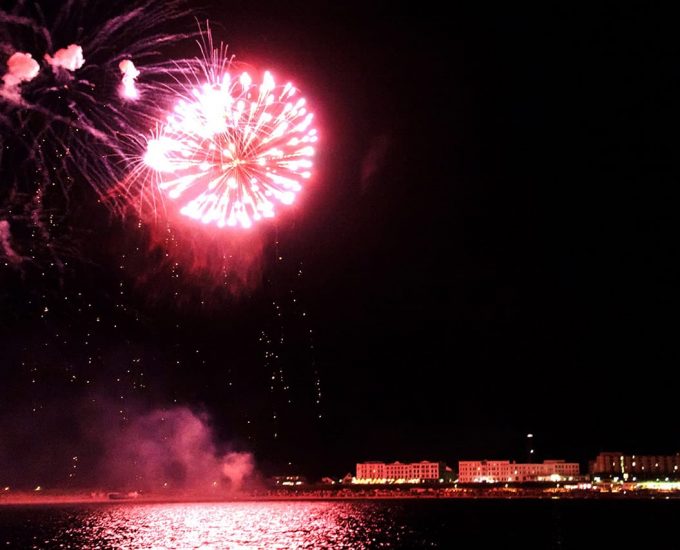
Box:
[141,48,318,229]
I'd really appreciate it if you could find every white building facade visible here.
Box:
[458,460,580,483]
[589,452,680,479]
[355,461,449,483]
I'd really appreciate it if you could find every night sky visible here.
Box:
[1,3,679,488]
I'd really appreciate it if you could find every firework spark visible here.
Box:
[144,67,318,229]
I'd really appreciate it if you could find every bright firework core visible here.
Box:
[144,70,317,228]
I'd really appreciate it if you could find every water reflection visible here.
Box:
[4,499,680,548]
[23,502,409,549]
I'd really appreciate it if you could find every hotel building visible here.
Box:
[355,461,451,483]
[458,459,580,483]
[589,452,680,480]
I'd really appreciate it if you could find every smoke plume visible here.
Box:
[0,219,23,264]
[44,44,84,72]
[1,51,39,100]
[0,400,256,496]
[100,407,255,493]
[119,59,140,99]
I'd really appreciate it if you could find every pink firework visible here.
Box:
[144,69,317,228]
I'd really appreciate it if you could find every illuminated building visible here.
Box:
[589,452,680,480]
[271,475,308,486]
[354,461,452,483]
[457,460,580,483]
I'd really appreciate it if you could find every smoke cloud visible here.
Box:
[0,400,256,496]
[1,51,40,100]
[119,59,140,99]
[360,134,391,192]
[44,44,84,72]
[0,219,23,264]
[100,407,255,493]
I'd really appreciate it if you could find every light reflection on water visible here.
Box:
[3,499,679,549]
[7,501,412,549]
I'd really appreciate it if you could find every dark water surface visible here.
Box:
[0,499,677,548]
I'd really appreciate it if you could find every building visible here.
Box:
[458,460,580,483]
[355,461,452,483]
[271,475,308,486]
[589,452,680,480]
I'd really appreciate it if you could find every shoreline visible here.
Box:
[2,491,680,505]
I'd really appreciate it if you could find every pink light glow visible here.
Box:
[144,70,317,229]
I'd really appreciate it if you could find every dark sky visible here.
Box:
[1,3,679,486]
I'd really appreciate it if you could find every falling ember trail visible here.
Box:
[144,69,318,229]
